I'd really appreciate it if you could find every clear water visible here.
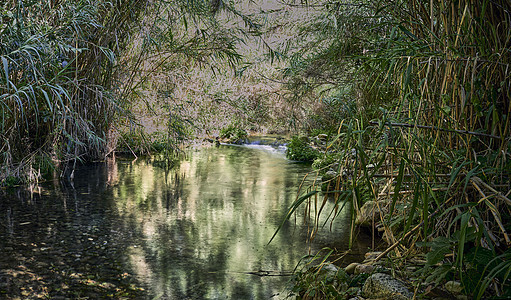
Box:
[0,143,365,299]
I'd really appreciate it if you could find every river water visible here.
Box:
[0,141,365,299]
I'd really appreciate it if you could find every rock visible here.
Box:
[345,262,359,274]
[445,281,463,294]
[322,263,339,276]
[362,273,413,300]
[312,263,349,292]
[354,264,375,275]
[355,201,379,227]
[321,170,339,191]
[322,170,338,181]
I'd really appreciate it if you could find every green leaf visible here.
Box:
[404,179,421,233]
[426,264,453,285]
[427,237,452,266]
[268,190,319,244]
[398,24,418,40]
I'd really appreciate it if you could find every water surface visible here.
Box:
[0,143,362,299]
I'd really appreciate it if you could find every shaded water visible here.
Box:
[0,143,366,299]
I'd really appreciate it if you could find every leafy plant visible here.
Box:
[219,123,248,144]
[291,249,354,299]
[275,0,511,298]
[286,136,321,162]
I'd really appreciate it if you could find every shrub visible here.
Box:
[286,136,320,162]
[219,123,248,144]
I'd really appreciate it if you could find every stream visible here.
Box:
[0,140,368,299]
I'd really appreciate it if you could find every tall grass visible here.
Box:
[279,0,510,297]
[0,0,250,182]
[0,0,147,182]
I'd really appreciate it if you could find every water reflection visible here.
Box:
[109,144,354,299]
[0,143,362,299]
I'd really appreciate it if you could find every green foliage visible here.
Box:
[0,0,252,180]
[0,0,147,181]
[311,153,337,172]
[291,250,360,299]
[117,130,149,155]
[1,176,22,187]
[219,123,248,144]
[277,0,511,298]
[286,136,320,162]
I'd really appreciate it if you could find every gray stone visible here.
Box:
[322,263,339,276]
[322,170,338,181]
[362,273,413,300]
[354,264,375,275]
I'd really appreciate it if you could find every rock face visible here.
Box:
[362,273,413,300]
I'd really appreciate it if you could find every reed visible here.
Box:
[278,0,510,297]
[0,0,148,183]
[0,0,248,183]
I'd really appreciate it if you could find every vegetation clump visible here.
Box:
[0,0,147,183]
[273,0,511,298]
[219,123,248,144]
[286,136,321,162]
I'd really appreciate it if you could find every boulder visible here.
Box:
[322,263,339,276]
[362,273,413,300]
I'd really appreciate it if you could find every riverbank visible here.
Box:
[266,131,508,300]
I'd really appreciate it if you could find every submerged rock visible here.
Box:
[362,273,413,300]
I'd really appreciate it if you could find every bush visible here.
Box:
[219,123,248,144]
[286,136,320,162]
